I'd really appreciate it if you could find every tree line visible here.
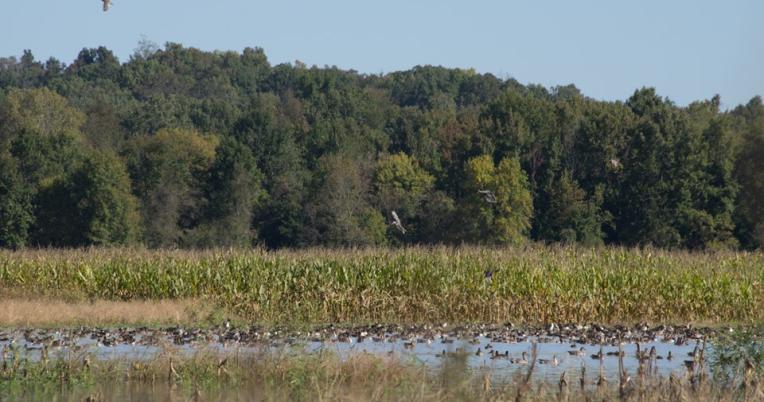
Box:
[0,44,762,250]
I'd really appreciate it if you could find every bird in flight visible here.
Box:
[478,190,497,204]
[102,0,112,12]
[390,211,406,234]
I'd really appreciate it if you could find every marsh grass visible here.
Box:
[0,246,762,325]
[0,347,761,402]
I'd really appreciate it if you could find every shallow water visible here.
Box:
[0,326,708,382]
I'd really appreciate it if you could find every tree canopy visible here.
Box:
[0,45,761,249]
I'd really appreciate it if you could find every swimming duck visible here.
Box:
[490,350,507,360]
[538,354,558,366]
[512,351,528,364]
[569,347,585,357]
[591,346,604,360]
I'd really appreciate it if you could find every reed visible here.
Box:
[0,347,760,402]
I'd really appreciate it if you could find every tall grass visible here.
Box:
[1,347,761,402]
[0,246,761,324]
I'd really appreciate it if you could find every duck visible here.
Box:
[489,350,504,360]
[511,351,529,364]
[475,348,483,357]
[591,346,604,360]
[538,354,558,366]
[568,347,585,357]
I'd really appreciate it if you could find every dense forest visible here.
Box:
[0,43,762,250]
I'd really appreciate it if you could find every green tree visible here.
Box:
[459,155,533,244]
[125,128,218,247]
[304,155,385,246]
[33,151,140,246]
[0,88,87,246]
[234,94,311,248]
[0,153,33,248]
[373,152,434,241]
[0,88,86,184]
[192,138,264,247]
[538,172,606,245]
[733,96,764,248]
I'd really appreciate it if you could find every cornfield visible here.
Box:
[0,246,761,324]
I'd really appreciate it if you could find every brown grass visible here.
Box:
[2,349,760,402]
[0,298,212,327]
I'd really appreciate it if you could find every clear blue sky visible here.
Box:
[5,0,763,107]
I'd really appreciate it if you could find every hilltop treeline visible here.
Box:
[0,44,762,249]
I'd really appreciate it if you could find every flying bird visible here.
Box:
[102,0,112,12]
[478,190,497,204]
[390,210,406,234]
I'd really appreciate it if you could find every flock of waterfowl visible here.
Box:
[0,322,717,369]
[0,322,717,348]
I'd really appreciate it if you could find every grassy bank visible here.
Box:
[0,246,762,325]
[0,299,211,327]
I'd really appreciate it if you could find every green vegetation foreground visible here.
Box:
[0,247,760,324]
